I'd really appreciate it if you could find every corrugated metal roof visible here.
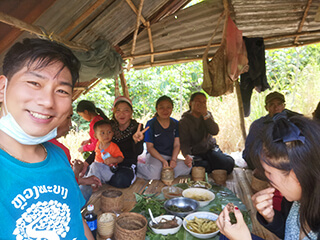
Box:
[0,0,320,98]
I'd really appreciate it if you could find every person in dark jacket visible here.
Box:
[179,92,234,174]
[243,91,302,170]
[217,116,320,240]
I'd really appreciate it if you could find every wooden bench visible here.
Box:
[86,167,279,240]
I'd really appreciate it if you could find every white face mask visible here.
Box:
[0,78,57,145]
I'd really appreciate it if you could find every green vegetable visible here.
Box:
[131,193,166,218]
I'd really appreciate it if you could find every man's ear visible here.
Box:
[0,75,7,103]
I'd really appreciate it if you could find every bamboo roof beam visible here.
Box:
[146,21,155,63]
[59,0,108,39]
[133,38,320,69]
[124,29,320,60]
[0,11,90,51]
[127,0,144,71]
[294,0,313,44]
[125,0,147,26]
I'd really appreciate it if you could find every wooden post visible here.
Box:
[235,80,247,143]
[119,71,129,98]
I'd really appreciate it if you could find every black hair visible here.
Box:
[313,101,320,121]
[93,120,112,132]
[251,116,320,237]
[3,38,80,88]
[154,95,173,117]
[112,101,133,121]
[156,95,173,108]
[76,100,108,120]
[189,92,206,110]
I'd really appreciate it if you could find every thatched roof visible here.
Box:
[1,0,320,99]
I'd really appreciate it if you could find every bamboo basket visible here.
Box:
[212,169,227,185]
[100,190,123,213]
[192,166,205,181]
[97,213,116,239]
[114,212,147,240]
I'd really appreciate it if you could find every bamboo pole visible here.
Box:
[119,71,129,98]
[125,0,147,26]
[0,11,90,51]
[146,21,154,63]
[124,29,320,60]
[82,78,102,95]
[294,0,313,44]
[235,81,247,142]
[127,0,144,71]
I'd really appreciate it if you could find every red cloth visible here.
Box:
[273,189,283,211]
[226,16,249,81]
[82,115,104,152]
[49,139,71,164]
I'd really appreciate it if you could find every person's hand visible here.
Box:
[78,175,102,190]
[81,140,90,146]
[73,159,84,178]
[184,155,193,168]
[252,187,275,223]
[170,160,177,168]
[133,124,149,143]
[79,161,89,178]
[78,146,84,153]
[217,205,252,240]
[162,161,169,168]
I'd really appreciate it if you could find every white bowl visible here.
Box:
[182,188,215,207]
[183,212,219,239]
[149,215,183,235]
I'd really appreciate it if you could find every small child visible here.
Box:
[86,120,124,183]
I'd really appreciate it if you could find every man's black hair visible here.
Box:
[3,38,80,87]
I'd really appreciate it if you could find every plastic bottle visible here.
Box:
[84,204,97,239]
[101,150,118,173]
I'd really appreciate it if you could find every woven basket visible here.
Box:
[100,190,123,213]
[192,166,205,181]
[211,169,227,185]
[114,212,147,240]
[97,213,116,239]
[161,167,174,186]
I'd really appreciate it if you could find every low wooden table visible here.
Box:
[85,168,280,240]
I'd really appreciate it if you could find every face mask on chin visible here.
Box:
[0,78,57,145]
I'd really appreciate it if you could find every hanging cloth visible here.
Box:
[202,13,248,96]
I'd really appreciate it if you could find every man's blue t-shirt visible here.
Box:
[144,117,179,156]
[0,142,86,240]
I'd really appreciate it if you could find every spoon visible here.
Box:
[148,208,158,225]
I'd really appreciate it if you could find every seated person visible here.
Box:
[217,116,320,240]
[179,92,234,174]
[243,91,301,170]
[86,120,124,183]
[137,96,191,180]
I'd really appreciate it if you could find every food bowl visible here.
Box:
[149,215,183,235]
[183,212,219,239]
[161,186,183,199]
[182,188,215,207]
[164,197,199,218]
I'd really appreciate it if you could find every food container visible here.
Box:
[161,167,174,185]
[161,186,183,199]
[182,188,215,207]
[251,175,269,193]
[100,189,123,213]
[164,197,199,218]
[192,166,205,181]
[183,211,220,239]
[211,169,227,185]
[97,212,116,239]
[114,212,147,240]
[149,215,183,235]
